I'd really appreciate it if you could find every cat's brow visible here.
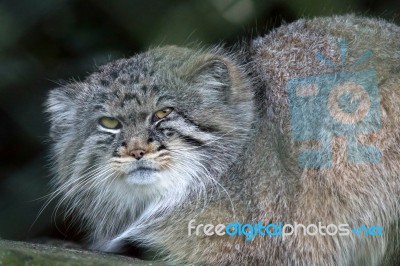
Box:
[121,93,141,106]
[156,96,174,106]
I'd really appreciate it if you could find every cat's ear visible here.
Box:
[46,86,78,141]
[183,54,246,97]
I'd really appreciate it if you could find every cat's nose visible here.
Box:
[130,149,146,160]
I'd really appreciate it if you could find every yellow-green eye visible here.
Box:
[99,117,121,129]
[154,107,174,120]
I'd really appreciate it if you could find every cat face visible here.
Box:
[47,46,254,207]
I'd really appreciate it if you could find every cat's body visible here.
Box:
[47,15,400,265]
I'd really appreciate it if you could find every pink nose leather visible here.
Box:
[130,149,146,160]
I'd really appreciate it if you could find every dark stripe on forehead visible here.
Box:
[138,112,149,121]
[121,93,142,106]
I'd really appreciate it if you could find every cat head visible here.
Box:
[46,46,254,222]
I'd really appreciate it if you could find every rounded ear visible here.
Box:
[45,86,78,141]
[181,54,246,96]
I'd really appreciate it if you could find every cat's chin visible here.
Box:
[125,168,160,185]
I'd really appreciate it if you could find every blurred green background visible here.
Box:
[0,0,399,244]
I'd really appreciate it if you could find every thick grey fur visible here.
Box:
[46,15,400,265]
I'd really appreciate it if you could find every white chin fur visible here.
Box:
[92,159,208,250]
[126,170,160,185]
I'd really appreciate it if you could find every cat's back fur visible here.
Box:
[47,15,400,265]
[142,15,400,265]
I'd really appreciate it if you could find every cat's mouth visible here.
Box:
[112,158,163,185]
[128,167,158,175]
[125,165,160,185]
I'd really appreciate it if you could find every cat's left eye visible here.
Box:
[99,117,121,129]
[153,107,174,121]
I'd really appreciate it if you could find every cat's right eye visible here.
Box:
[153,107,174,122]
[99,117,121,130]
